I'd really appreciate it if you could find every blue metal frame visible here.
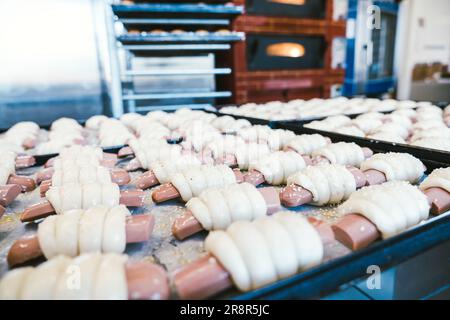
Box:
[343,0,398,96]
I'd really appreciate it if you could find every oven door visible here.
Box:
[245,0,326,19]
[246,34,326,71]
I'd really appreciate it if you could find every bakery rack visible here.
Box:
[110,1,245,114]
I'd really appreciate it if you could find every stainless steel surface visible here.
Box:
[122,91,232,100]
[122,44,232,51]
[0,0,111,128]
[121,18,230,26]
[133,104,215,112]
[123,68,231,76]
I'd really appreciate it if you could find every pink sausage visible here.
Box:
[363,169,387,186]
[174,254,232,300]
[332,214,380,250]
[36,168,54,185]
[7,175,36,192]
[15,155,36,168]
[423,187,450,215]
[126,261,170,300]
[20,201,55,222]
[243,170,266,186]
[0,184,22,207]
[133,171,160,190]
[120,189,147,207]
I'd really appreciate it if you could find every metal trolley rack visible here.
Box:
[110,2,244,113]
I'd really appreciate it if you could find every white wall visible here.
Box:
[395,0,450,99]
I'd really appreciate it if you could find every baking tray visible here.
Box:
[1,154,449,300]
[112,3,244,16]
[276,122,450,170]
[217,100,449,127]
[1,111,449,300]
[118,32,245,44]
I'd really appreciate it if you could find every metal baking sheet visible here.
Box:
[276,122,450,170]
[1,150,449,300]
[118,32,245,44]
[112,3,244,16]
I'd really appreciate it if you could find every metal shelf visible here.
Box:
[112,3,244,15]
[134,103,216,112]
[118,32,245,43]
[123,91,232,100]
[123,68,231,77]
[120,18,230,26]
[122,43,231,51]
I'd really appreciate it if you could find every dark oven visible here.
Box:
[246,34,326,71]
[245,0,326,18]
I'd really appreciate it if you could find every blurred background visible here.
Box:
[0,0,449,128]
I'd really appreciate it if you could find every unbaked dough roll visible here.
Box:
[186,182,266,231]
[102,205,129,253]
[0,151,16,185]
[53,253,103,300]
[234,143,271,170]
[0,267,33,299]
[79,206,109,254]
[45,182,120,214]
[204,135,246,159]
[150,155,201,184]
[286,134,328,155]
[170,165,236,201]
[238,126,295,150]
[129,138,179,169]
[419,167,450,193]
[92,253,128,300]
[85,115,108,130]
[55,210,83,257]
[52,164,111,186]
[338,181,430,238]
[204,212,323,292]
[312,142,365,167]
[21,255,72,300]
[37,206,129,259]
[0,253,129,300]
[360,152,425,183]
[58,145,103,165]
[286,164,356,206]
[250,151,307,185]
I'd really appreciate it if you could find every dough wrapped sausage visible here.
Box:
[51,163,111,186]
[170,165,237,202]
[312,142,365,167]
[129,138,180,169]
[286,164,357,206]
[150,155,201,184]
[98,119,133,147]
[38,205,129,259]
[45,182,120,214]
[211,116,251,134]
[204,212,323,292]
[360,152,425,183]
[233,143,271,170]
[338,181,430,238]
[419,167,450,193]
[285,134,328,155]
[238,126,295,150]
[0,253,128,300]
[57,145,103,166]
[249,151,307,185]
[186,182,267,230]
